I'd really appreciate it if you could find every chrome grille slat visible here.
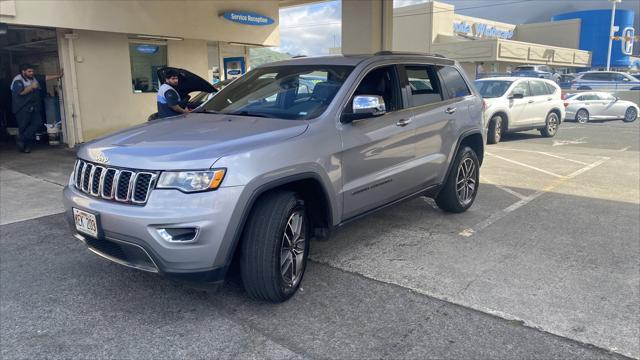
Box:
[73,160,156,205]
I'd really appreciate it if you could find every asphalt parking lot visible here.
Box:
[1,120,638,359]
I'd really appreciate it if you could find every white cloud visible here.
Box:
[276,0,341,56]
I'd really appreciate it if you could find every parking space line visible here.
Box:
[493,147,591,165]
[619,146,630,152]
[460,158,608,237]
[486,152,567,179]
[481,176,528,200]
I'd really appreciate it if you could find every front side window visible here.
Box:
[346,65,401,113]
[405,65,443,106]
[203,65,353,120]
[474,80,513,98]
[129,43,167,93]
[510,81,531,97]
[598,93,615,101]
[437,66,471,99]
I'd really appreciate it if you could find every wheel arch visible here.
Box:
[225,173,334,272]
[575,107,589,121]
[490,111,509,131]
[548,107,563,123]
[441,130,484,189]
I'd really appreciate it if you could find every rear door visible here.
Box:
[598,92,621,118]
[399,64,453,186]
[528,80,553,126]
[339,64,418,220]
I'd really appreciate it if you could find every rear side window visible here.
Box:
[544,82,557,95]
[437,66,471,99]
[404,65,443,107]
[511,81,531,97]
[582,73,608,81]
[530,80,550,96]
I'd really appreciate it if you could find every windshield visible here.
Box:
[203,65,354,120]
[474,80,513,98]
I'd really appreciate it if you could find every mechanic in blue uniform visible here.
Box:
[10,63,63,153]
[156,69,190,118]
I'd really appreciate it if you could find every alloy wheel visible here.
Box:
[576,110,588,124]
[494,117,502,142]
[625,108,637,122]
[456,157,477,206]
[547,114,559,134]
[280,210,306,288]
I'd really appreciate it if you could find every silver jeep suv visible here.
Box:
[63,52,485,302]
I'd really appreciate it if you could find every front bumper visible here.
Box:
[63,183,245,282]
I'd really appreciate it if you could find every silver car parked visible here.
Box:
[565,92,638,123]
[63,52,485,302]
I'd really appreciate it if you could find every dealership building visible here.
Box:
[2,0,628,150]
[0,0,283,148]
[393,1,592,79]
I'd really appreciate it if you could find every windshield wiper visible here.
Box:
[228,111,271,118]
[198,109,222,114]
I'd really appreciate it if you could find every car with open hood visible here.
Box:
[147,67,217,120]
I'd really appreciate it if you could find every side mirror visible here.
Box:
[509,93,524,99]
[342,95,386,123]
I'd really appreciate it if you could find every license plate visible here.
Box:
[73,208,98,238]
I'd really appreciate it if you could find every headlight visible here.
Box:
[157,169,226,193]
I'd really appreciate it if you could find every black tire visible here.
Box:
[487,115,503,144]
[436,146,480,213]
[576,109,589,124]
[540,112,560,137]
[624,107,638,123]
[240,191,310,302]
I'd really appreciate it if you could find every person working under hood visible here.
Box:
[10,63,63,153]
[156,68,190,118]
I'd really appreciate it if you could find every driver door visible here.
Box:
[339,64,417,220]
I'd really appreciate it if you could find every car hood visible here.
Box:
[78,113,309,170]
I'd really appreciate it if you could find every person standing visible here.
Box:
[156,69,190,119]
[10,64,63,153]
[475,62,486,79]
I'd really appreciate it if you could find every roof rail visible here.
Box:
[373,51,445,58]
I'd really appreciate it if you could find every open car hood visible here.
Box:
[157,67,217,98]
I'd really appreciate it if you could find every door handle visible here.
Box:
[396,118,412,127]
[445,107,456,114]
[528,100,535,103]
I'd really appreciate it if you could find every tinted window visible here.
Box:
[580,94,599,101]
[612,73,627,81]
[204,65,353,120]
[437,66,471,99]
[474,80,513,98]
[544,82,557,95]
[515,66,535,71]
[511,81,531,97]
[530,81,550,96]
[348,65,401,113]
[404,65,443,107]
[582,73,609,81]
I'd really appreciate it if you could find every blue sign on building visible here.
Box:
[222,11,275,26]
[552,9,636,68]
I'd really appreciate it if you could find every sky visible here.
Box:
[277,0,640,56]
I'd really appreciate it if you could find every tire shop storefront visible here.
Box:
[0,0,280,148]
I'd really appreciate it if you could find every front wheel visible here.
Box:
[540,112,559,137]
[436,146,480,213]
[624,107,637,122]
[240,191,310,302]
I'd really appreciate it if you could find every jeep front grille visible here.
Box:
[73,159,157,205]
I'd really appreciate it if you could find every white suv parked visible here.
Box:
[475,77,565,144]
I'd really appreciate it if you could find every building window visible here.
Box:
[129,43,167,93]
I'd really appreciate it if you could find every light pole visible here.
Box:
[606,0,622,71]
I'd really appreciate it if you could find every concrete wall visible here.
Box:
[0,0,279,46]
[513,19,581,49]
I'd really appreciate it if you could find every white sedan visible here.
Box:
[564,92,638,123]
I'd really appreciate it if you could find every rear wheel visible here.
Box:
[540,112,559,137]
[487,115,502,144]
[240,191,309,302]
[576,109,589,124]
[624,107,637,123]
[436,146,480,213]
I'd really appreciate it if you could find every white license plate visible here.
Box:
[73,208,98,238]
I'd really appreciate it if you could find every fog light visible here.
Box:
[157,227,199,243]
